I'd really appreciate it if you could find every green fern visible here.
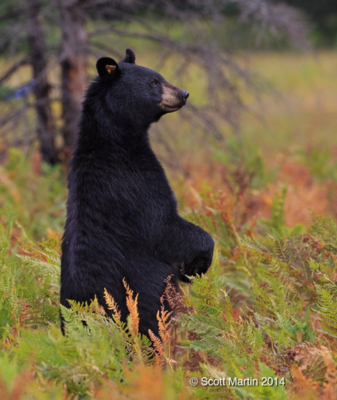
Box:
[311,212,337,251]
[315,284,337,338]
[260,185,287,234]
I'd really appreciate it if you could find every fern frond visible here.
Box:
[272,237,290,264]
[148,329,176,369]
[103,288,122,326]
[270,185,287,233]
[157,306,173,345]
[321,346,337,396]
[123,278,139,337]
[311,213,337,246]
[148,330,165,358]
[315,284,337,337]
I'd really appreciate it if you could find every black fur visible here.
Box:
[60,48,214,338]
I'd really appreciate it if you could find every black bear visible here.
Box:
[60,48,214,338]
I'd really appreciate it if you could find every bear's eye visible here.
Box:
[151,79,159,87]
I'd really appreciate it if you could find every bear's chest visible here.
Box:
[97,166,177,243]
[72,156,178,242]
[112,167,176,212]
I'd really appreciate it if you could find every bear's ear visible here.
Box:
[96,57,119,79]
[122,48,136,64]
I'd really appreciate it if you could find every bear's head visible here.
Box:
[95,48,189,126]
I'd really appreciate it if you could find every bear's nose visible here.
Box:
[181,90,189,102]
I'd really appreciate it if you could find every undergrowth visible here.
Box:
[1,149,337,399]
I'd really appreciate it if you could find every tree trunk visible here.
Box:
[27,0,59,165]
[58,0,87,161]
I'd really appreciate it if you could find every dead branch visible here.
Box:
[0,58,29,85]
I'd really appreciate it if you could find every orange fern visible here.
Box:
[103,288,122,327]
[123,278,139,336]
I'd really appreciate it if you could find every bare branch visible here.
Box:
[0,58,29,85]
[233,0,311,49]
[0,0,311,164]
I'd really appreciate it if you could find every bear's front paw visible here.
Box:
[184,255,211,277]
[171,261,192,283]
[184,237,214,277]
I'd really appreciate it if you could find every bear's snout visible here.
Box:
[159,83,189,113]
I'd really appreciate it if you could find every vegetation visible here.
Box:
[1,49,337,399]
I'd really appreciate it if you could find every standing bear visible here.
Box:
[60,48,214,338]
